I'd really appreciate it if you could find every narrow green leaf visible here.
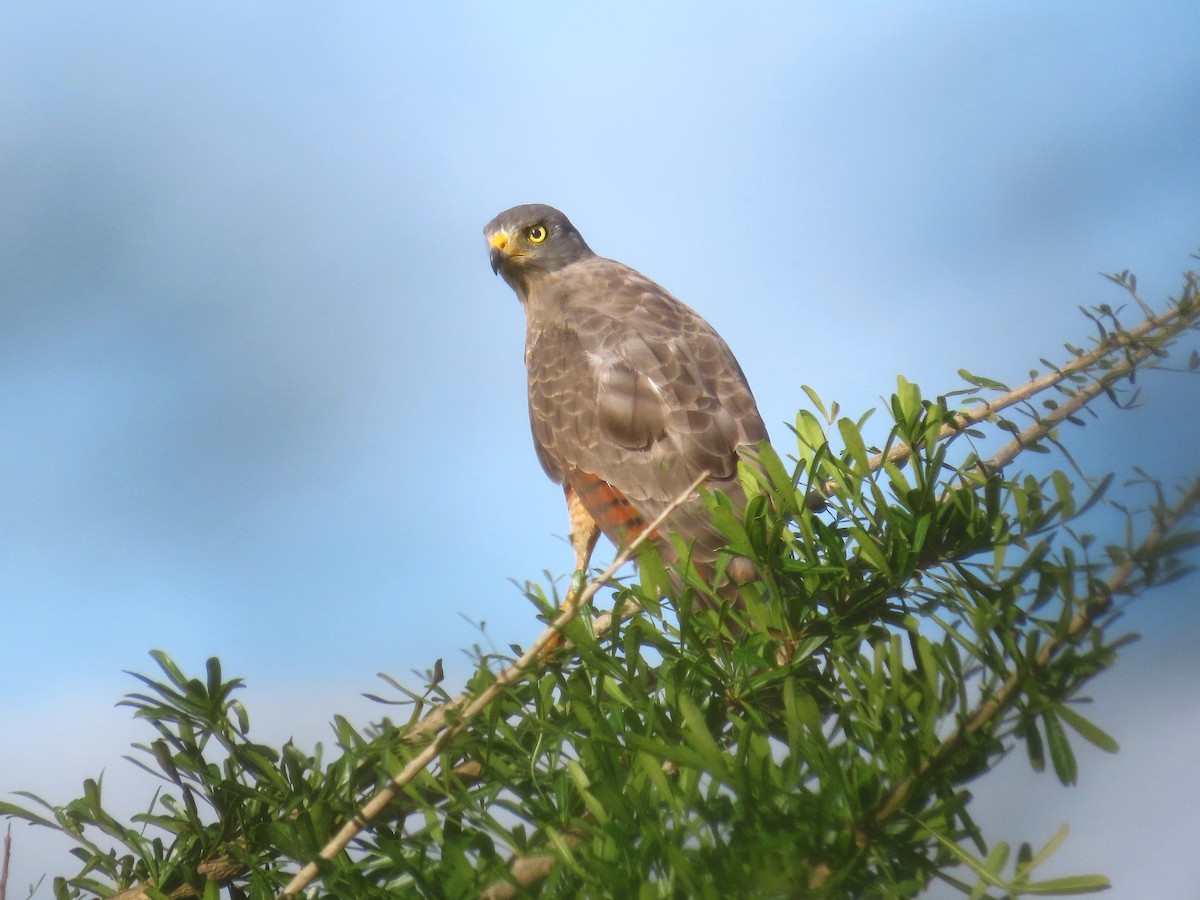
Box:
[205,656,223,700]
[984,841,1011,876]
[1042,709,1078,786]
[637,545,672,607]
[1051,471,1075,518]
[911,513,931,554]
[1073,472,1114,518]
[1157,529,1200,556]
[0,800,59,830]
[567,759,610,824]
[801,384,830,420]
[636,751,675,804]
[915,635,939,697]
[1019,874,1112,894]
[1023,823,1070,873]
[602,675,635,709]
[850,526,892,576]
[146,649,187,688]
[759,441,796,498]
[1056,705,1119,754]
[792,690,821,731]
[958,369,1010,391]
[623,733,709,774]
[838,417,871,473]
[794,410,827,461]
[920,824,1009,889]
[895,374,922,422]
[676,692,728,778]
[1023,714,1046,773]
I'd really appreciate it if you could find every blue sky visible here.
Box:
[2,3,1198,895]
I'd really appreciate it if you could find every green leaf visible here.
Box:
[762,441,794,492]
[567,759,610,824]
[801,384,831,420]
[1157,529,1200,556]
[958,368,1010,391]
[0,799,59,830]
[1022,823,1070,873]
[838,417,871,473]
[601,675,635,709]
[1042,709,1079,786]
[1051,470,1075,518]
[636,543,672,604]
[676,691,728,777]
[1056,705,1119,754]
[984,841,1011,876]
[1023,713,1046,773]
[895,374,922,422]
[794,409,827,462]
[920,824,1009,889]
[623,733,710,773]
[1019,874,1112,894]
[850,526,892,576]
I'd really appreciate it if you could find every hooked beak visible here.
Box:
[487,231,510,275]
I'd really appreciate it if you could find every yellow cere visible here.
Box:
[488,231,509,251]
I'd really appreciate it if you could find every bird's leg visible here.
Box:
[565,484,601,609]
[538,485,601,654]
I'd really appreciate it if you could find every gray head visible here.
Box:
[484,204,594,298]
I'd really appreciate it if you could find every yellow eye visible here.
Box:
[528,224,547,243]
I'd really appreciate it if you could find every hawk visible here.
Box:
[484,203,769,613]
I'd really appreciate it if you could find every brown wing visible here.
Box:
[524,255,768,578]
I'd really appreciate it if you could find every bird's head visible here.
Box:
[484,204,593,297]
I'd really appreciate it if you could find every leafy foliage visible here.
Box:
[4,266,1200,899]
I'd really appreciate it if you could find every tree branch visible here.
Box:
[808,294,1198,508]
[804,476,1200,892]
[1,823,10,900]
[278,473,711,899]
[981,329,1162,473]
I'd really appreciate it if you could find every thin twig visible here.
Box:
[807,298,1194,507]
[278,472,711,899]
[981,335,1159,473]
[803,477,1200,892]
[900,300,1185,461]
[1,822,10,900]
[880,476,1200,822]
